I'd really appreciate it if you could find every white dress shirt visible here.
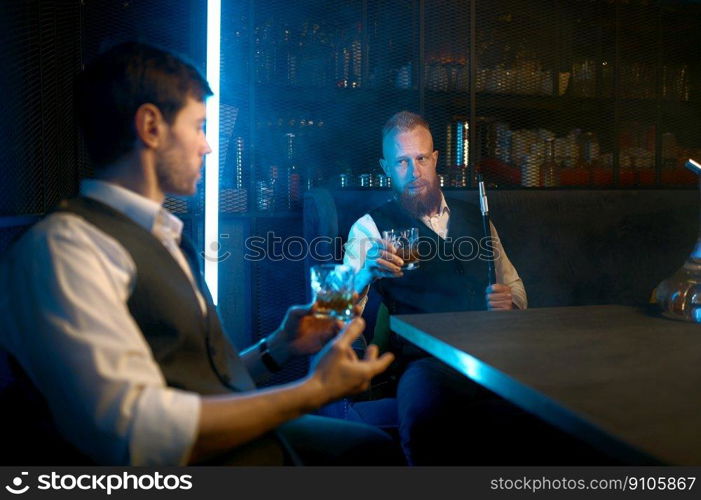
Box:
[343,194,528,310]
[0,180,202,465]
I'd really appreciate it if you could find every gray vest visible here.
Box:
[57,197,255,394]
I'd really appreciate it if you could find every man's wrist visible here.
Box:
[259,334,289,371]
[300,373,330,411]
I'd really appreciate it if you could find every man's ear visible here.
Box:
[432,150,439,164]
[134,103,166,149]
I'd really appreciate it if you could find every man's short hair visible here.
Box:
[76,42,212,167]
[381,111,431,140]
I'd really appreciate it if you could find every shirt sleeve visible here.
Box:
[1,215,201,465]
[490,221,528,310]
[343,213,381,273]
[343,214,382,313]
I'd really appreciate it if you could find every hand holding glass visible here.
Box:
[310,264,355,321]
[382,227,420,270]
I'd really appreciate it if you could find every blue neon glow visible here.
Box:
[205,0,221,304]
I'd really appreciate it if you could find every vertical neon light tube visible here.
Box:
[205,0,221,304]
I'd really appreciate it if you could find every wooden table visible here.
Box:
[390,305,701,465]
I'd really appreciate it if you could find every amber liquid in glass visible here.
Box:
[315,292,354,318]
[397,246,420,270]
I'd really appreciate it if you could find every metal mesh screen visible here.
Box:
[81,0,207,181]
[468,0,701,189]
[220,0,420,207]
[216,0,701,379]
[81,0,205,68]
[616,1,658,187]
[660,1,701,186]
[250,215,308,385]
[218,0,420,374]
[560,0,616,187]
[474,0,577,188]
[0,0,82,216]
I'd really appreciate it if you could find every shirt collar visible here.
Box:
[425,193,450,220]
[439,194,450,216]
[79,179,183,241]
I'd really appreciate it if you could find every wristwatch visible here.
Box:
[258,338,283,373]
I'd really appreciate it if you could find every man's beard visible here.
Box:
[156,146,198,196]
[397,177,442,218]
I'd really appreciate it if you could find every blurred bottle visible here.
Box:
[349,22,363,88]
[284,132,301,209]
[306,166,322,191]
[520,154,540,187]
[223,14,248,86]
[359,173,373,188]
[297,22,331,87]
[494,122,512,165]
[540,138,559,187]
[336,23,363,88]
[233,136,245,189]
[455,120,470,168]
[254,19,275,84]
[268,164,282,211]
[275,23,297,86]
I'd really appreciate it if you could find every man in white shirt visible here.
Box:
[339,111,529,464]
[0,42,400,466]
[345,112,526,314]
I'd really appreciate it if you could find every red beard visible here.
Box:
[398,176,442,218]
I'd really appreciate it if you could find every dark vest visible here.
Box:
[370,197,489,315]
[3,197,295,464]
[56,196,255,395]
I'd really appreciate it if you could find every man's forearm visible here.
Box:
[188,376,324,464]
[240,334,290,382]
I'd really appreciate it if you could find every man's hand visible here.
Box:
[267,304,342,364]
[308,317,394,402]
[354,239,404,293]
[486,283,515,311]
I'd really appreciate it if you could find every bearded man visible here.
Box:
[346,111,526,336]
[340,111,529,464]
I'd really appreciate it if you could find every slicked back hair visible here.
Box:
[381,111,431,141]
[75,41,212,168]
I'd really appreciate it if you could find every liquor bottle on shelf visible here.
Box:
[256,168,275,212]
[275,23,297,86]
[220,133,248,214]
[284,132,301,209]
[335,22,363,88]
[222,14,248,86]
[254,19,275,84]
[297,22,332,88]
[520,154,540,188]
[540,138,559,187]
[233,136,245,190]
[270,164,281,211]
[288,163,301,209]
